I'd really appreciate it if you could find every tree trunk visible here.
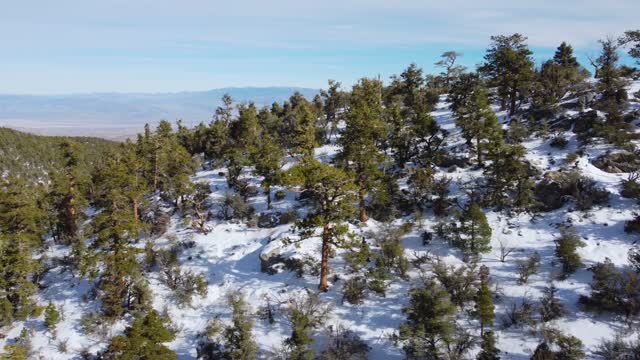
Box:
[133,199,139,226]
[266,185,272,210]
[319,225,331,292]
[359,192,369,222]
[509,85,517,116]
[153,146,159,192]
[476,137,482,165]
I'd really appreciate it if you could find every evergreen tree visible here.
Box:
[620,30,640,65]
[204,95,233,164]
[435,51,466,89]
[484,143,532,208]
[284,159,357,291]
[3,327,31,360]
[477,331,501,360]
[385,64,446,169]
[540,282,566,322]
[0,177,45,322]
[319,80,347,142]
[339,78,387,222]
[44,302,60,331]
[594,38,630,144]
[282,93,318,158]
[102,310,176,360]
[553,42,580,68]
[531,342,555,360]
[455,86,503,166]
[250,133,285,209]
[93,151,150,318]
[397,280,457,358]
[479,34,535,116]
[475,272,495,336]
[49,141,89,243]
[554,227,585,278]
[455,203,492,257]
[223,293,257,360]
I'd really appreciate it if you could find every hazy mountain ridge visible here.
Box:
[0,87,318,139]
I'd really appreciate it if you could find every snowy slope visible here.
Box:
[2,83,640,359]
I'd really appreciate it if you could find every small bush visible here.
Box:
[539,283,566,322]
[554,227,585,278]
[595,334,640,359]
[274,190,287,201]
[342,277,367,305]
[320,325,370,360]
[579,259,640,322]
[620,172,640,199]
[44,302,61,331]
[625,215,640,233]
[279,210,298,225]
[565,153,579,164]
[504,297,535,328]
[516,252,540,284]
[550,135,569,149]
[217,192,255,221]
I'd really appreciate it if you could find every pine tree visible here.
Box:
[282,93,318,158]
[553,42,580,68]
[3,327,31,360]
[475,272,495,336]
[554,227,585,278]
[455,86,503,166]
[49,141,89,243]
[204,95,233,165]
[339,78,387,222]
[484,143,532,207]
[284,159,357,291]
[477,331,501,360]
[593,38,631,145]
[102,310,176,360]
[479,34,535,116]
[250,133,285,209]
[540,282,565,322]
[620,30,640,65]
[223,293,257,360]
[319,80,347,142]
[283,292,332,360]
[435,51,466,89]
[0,177,45,322]
[231,103,261,150]
[93,153,150,318]
[531,342,555,360]
[397,280,457,358]
[455,203,492,257]
[44,302,60,331]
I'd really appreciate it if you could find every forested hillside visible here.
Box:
[1,31,640,360]
[0,127,117,180]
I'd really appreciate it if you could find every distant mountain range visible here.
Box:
[0,87,318,140]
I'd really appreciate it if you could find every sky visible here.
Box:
[1,0,638,94]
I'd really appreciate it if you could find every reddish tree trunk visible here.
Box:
[319,224,331,292]
[359,193,369,222]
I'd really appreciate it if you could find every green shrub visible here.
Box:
[342,277,367,305]
[44,302,61,331]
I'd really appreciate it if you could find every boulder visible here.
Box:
[592,152,640,173]
[258,212,282,228]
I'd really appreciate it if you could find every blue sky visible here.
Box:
[1,0,638,94]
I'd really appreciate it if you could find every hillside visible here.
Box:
[0,127,117,181]
[0,87,318,139]
[1,35,640,360]
[0,78,638,358]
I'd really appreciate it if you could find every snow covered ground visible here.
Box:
[3,84,640,359]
